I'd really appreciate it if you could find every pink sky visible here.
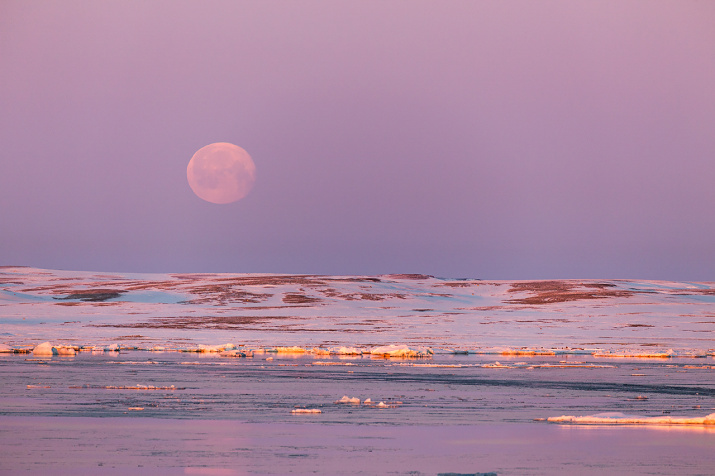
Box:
[1,1,714,279]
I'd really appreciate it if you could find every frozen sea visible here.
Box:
[1,267,714,475]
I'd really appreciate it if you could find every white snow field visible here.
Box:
[1,266,714,475]
[1,266,713,355]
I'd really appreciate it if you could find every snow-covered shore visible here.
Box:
[1,266,714,356]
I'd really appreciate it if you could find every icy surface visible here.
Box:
[1,266,714,474]
[1,267,713,355]
[3,417,714,475]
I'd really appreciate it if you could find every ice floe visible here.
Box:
[312,361,356,366]
[269,346,307,354]
[193,343,236,353]
[310,346,364,355]
[220,349,252,358]
[335,396,361,404]
[56,346,76,356]
[593,349,677,358]
[370,345,432,358]
[291,408,321,414]
[547,412,715,425]
[32,342,57,356]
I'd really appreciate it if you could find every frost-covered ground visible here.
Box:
[1,266,714,355]
[1,267,714,474]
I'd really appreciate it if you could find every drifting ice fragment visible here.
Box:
[311,346,363,355]
[332,346,363,355]
[592,349,676,358]
[547,412,715,425]
[335,396,360,404]
[56,346,76,356]
[220,349,252,358]
[196,343,235,353]
[370,345,432,358]
[32,342,56,356]
[291,408,321,414]
[482,362,510,368]
[271,346,307,353]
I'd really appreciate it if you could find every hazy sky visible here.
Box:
[1,1,714,279]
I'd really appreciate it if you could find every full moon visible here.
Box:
[187,143,256,204]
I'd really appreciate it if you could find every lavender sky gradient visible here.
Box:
[1,1,714,279]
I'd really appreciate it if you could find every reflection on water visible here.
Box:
[557,423,715,434]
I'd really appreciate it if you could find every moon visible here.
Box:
[187,143,256,204]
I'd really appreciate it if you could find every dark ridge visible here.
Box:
[507,281,635,305]
[54,289,126,302]
[282,293,322,304]
[384,274,433,280]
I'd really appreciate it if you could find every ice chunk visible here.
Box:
[482,362,511,368]
[271,346,307,353]
[310,347,331,355]
[332,346,363,355]
[196,343,235,353]
[220,349,252,358]
[291,408,321,414]
[592,349,676,358]
[370,345,432,358]
[499,348,556,356]
[32,342,57,356]
[310,346,363,355]
[335,395,360,404]
[56,346,76,356]
[547,412,715,425]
